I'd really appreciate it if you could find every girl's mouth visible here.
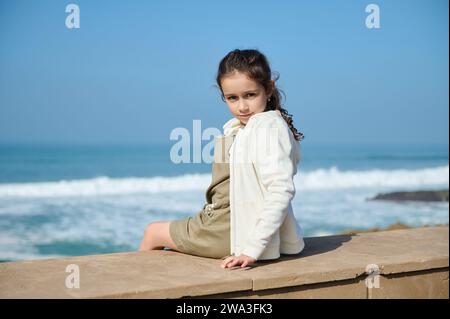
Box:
[239,113,253,119]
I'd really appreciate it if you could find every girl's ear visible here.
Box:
[268,80,275,96]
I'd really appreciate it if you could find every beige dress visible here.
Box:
[169,133,236,259]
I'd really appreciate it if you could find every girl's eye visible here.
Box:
[226,93,255,101]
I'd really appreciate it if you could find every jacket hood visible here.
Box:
[222,117,244,137]
[222,112,301,165]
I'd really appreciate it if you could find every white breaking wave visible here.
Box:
[297,165,449,190]
[0,174,211,198]
[0,165,447,198]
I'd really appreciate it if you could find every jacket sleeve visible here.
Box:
[241,117,297,260]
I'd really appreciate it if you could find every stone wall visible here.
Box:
[0,226,448,299]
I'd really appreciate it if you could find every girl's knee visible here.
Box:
[140,223,160,251]
[144,222,159,238]
[143,222,170,246]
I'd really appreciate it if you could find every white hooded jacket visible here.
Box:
[222,110,305,260]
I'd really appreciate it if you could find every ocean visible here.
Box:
[0,142,448,262]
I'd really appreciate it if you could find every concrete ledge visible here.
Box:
[0,226,448,299]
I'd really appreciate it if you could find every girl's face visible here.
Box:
[221,71,273,124]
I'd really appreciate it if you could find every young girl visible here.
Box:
[139,49,305,269]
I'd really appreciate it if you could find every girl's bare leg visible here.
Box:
[138,221,179,251]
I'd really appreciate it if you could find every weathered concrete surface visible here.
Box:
[0,251,253,298]
[371,269,449,299]
[0,226,448,299]
[198,277,370,299]
[232,226,449,292]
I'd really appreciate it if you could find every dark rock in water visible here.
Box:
[370,190,449,202]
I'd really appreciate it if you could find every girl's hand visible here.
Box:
[221,254,256,269]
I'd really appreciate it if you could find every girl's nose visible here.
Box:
[238,100,249,113]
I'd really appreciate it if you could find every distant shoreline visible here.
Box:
[369,189,449,202]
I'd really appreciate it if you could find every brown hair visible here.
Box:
[215,49,304,142]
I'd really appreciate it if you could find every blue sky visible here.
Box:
[0,0,448,146]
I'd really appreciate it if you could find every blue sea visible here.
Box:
[0,142,448,262]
